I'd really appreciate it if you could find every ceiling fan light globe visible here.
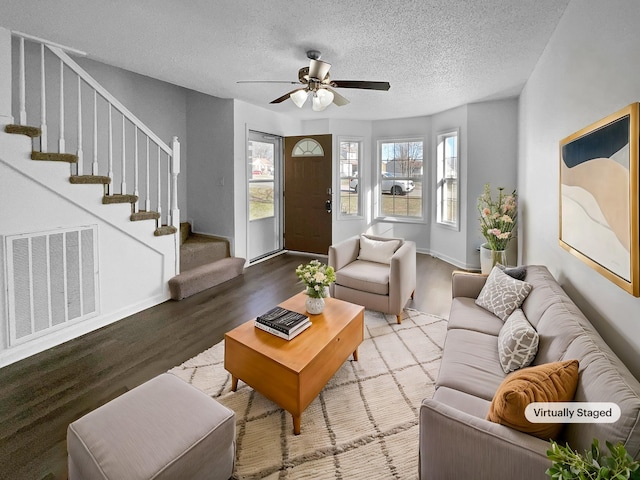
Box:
[290,89,309,108]
[316,88,334,107]
[312,94,328,112]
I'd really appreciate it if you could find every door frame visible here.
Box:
[247,130,284,263]
[283,134,333,255]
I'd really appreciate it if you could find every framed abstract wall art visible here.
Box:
[559,103,639,296]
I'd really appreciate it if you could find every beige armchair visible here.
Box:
[328,234,416,323]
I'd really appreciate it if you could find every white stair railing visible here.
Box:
[10,31,180,234]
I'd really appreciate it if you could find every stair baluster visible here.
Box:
[121,114,126,194]
[18,37,26,125]
[8,31,180,240]
[58,58,64,153]
[171,136,180,229]
[134,126,139,213]
[92,90,98,175]
[157,144,162,224]
[145,136,151,212]
[76,74,83,176]
[40,44,47,151]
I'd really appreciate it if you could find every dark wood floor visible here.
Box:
[0,252,456,480]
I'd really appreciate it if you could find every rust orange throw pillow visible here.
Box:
[487,359,579,440]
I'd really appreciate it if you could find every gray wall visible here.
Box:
[378,100,518,270]
[519,0,640,378]
[11,41,190,220]
[75,57,189,218]
[186,92,234,238]
[430,106,468,266]
[467,99,518,265]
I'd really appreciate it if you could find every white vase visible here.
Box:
[305,296,325,315]
[480,243,507,274]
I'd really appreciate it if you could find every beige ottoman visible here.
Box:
[67,373,235,480]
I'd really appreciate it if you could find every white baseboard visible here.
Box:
[417,248,481,272]
[0,292,170,369]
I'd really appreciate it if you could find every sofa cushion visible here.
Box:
[432,386,491,419]
[436,329,506,401]
[498,309,539,373]
[357,235,401,264]
[486,360,579,440]
[335,260,390,295]
[476,266,533,321]
[520,265,564,329]
[447,297,504,336]
[561,335,640,457]
[531,303,590,366]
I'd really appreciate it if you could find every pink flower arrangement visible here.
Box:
[478,183,518,251]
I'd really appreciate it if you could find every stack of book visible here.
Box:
[255,306,311,340]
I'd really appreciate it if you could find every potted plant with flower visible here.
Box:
[295,259,336,314]
[478,183,518,273]
[546,438,640,479]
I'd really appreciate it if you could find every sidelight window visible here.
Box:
[339,139,362,217]
[435,130,459,229]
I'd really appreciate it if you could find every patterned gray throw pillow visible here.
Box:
[475,266,533,321]
[498,309,539,373]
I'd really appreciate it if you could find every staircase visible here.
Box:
[0,30,182,367]
[168,223,245,300]
[4,123,177,236]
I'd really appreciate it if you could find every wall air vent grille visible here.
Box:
[5,226,99,346]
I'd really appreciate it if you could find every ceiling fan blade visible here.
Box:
[309,59,331,81]
[270,88,306,104]
[237,80,300,85]
[331,80,391,91]
[326,87,350,106]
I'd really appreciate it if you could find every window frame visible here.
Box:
[435,128,460,230]
[337,136,364,220]
[247,136,278,222]
[375,136,425,223]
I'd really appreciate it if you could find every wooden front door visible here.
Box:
[284,134,332,254]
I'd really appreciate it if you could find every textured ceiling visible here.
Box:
[1,0,570,120]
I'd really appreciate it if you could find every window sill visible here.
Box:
[375,215,425,225]
[436,221,460,231]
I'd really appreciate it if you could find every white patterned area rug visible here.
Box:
[168,309,447,480]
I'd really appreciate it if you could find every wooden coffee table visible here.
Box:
[224,292,364,434]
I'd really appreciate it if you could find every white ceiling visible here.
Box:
[1,0,570,121]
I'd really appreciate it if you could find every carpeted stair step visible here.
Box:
[155,225,178,236]
[168,256,245,300]
[131,211,161,222]
[70,175,111,185]
[102,194,138,205]
[5,124,42,137]
[180,222,192,245]
[180,233,230,271]
[31,151,78,163]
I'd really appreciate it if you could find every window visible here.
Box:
[339,139,361,217]
[377,139,424,219]
[436,130,459,228]
[248,139,276,221]
[292,138,324,156]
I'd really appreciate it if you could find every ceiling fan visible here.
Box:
[238,50,390,111]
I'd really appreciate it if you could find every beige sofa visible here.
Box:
[328,234,416,323]
[419,265,640,479]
